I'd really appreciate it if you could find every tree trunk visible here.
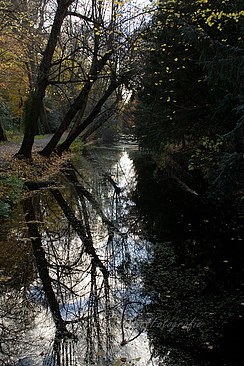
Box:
[81,100,119,142]
[39,52,111,158]
[51,188,109,279]
[39,100,51,134]
[16,0,74,159]
[56,79,121,155]
[23,197,70,337]
[24,180,56,191]
[39,83,91,157]
[0,117,7,141]
[62,166,119,232]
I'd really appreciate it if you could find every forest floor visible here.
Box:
[0,134,53,162]
[0,134,71,204]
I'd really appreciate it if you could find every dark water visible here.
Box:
[0,141,243,366]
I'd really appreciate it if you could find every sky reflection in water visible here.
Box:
[0,143,157,366]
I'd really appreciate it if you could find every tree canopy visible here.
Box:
[132,0,244,208]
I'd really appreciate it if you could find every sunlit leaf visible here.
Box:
[97,351,105,356]
[112,360,121,366]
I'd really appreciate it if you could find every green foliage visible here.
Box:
[43,97,61,133]
[134,2,215,152]
[5,130,23,142]
[0,174,24,218]
[187,137,244,209]
[0,201,11,218]
[69,138,83,153]
[98,117,120,143]
[0,101,18,131]
[135,0,244,149]
[208,152,244,207]
[188,136,224,174]
[224,97,244,145]
[133,0,244,209]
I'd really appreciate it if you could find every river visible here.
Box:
[0,140,243,366]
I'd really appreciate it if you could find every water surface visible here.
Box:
[0,141,243,366]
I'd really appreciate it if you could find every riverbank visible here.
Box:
[0,135,72,218]
[144,143,244,216]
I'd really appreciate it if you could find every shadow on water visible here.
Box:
[0,142,243,366]
[133,153,244,366]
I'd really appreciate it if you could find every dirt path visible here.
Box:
[0,134,70,167]
[0,134,53,161]
[0,133,71,185]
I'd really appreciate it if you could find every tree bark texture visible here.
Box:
[16,0,74,158]
[56,78,122,155]
[0,117,7,141]
[40,51,111,157]
[80,99,119,142]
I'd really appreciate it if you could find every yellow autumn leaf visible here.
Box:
[96,351,105,356]
[112,360,121,366]
[0,276,12,282]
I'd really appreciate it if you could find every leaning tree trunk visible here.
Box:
[39,83,91,157]
[51,188,109,280]
[16,0,74,159]
[56,78,121,155]
[39,100,51,134]
[81,101,119,142]
[39,51,111,158]
[0,117,7,141]
[55,71,133,156]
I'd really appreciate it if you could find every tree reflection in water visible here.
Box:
[1,145,243,366]
[1,147,149,365]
